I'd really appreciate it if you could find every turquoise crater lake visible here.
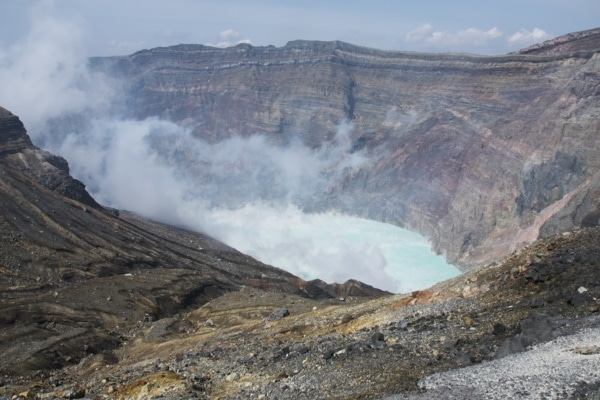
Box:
[194,204,461,293]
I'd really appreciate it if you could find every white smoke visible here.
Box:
[143,119,366,208]
[52,114,401,289]
[0,1,113,141]
[0,2,460,293]
[59,118,188,222]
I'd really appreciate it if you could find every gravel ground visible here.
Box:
[385,325,600,399]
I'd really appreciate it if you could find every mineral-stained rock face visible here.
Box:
[91,28,600,269]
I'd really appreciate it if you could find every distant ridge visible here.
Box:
[516,27,600,55]
[0,106,389,377]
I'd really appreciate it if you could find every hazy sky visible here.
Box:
[1,0,599,56]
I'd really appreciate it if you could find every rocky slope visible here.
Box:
[0,112,600,398]
[3,194,600,399]
[0,107,386,380]
[91,28,600,270]
[2,28,600,399]
[517,27,600,55]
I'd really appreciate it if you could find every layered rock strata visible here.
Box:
[91,28,600,269]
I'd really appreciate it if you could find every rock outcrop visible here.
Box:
[0,107,101,210]
[4,213,600,399]
[90,28,600,270]
[0,107,34,153]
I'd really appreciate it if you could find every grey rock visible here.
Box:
[397,319,409,330]
[341,314,354,324]
[371,332,386,347]
[530,298,545,308]
[495,313,557,359]
[492,323,507,336]
[267,309,290,321]
[569,292,593,306]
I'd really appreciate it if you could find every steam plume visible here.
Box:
[0,3,460,293]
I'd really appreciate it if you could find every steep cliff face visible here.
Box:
[91,29,600,269]
[0,107,102,209]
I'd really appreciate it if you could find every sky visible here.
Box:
[1,0,599,57]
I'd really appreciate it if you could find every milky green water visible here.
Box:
[197,204,461,293]
[332,216,462,293]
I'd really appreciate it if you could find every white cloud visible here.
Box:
[453,27,503,45]
[205,28,252,48]
[405,24,503,50]
[405,23,434,43]
[219,28,240,40]
[508,28,552,45]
